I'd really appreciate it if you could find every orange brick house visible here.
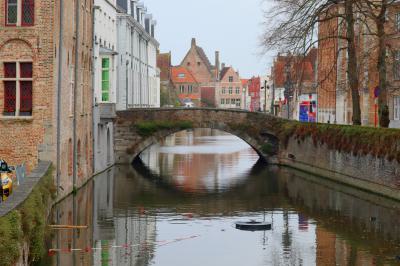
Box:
[0,0,94,198]
[171,66,200,106]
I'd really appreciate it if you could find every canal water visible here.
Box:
[44,129,400,266]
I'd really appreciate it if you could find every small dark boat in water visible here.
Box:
[235,220,272,231]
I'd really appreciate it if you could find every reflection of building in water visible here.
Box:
[140,129,258,192]
[92,169,156,266]
[266,211,316,266]
[282,169,392,265]
[92,215,156,266]
[316,227,375,265]
[53,181,94,265]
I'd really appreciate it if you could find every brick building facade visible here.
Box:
[170,66,200,106]
[216,67,244,109]
[0,0,94,198]
[317,3,400,127]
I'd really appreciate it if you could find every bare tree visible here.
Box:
[358,0,397,127]
[261,0,363,125]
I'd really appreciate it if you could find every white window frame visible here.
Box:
[394,96,400,121]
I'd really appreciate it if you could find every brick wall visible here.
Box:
[0,0,55,173]
[0,0,94,198]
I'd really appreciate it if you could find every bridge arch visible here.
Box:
[115,108,281,165]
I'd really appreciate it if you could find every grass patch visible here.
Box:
[0,166,56,266]
[274,121,400,162]
[136,120,193,137]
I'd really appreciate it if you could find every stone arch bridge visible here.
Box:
[115,108,283,165]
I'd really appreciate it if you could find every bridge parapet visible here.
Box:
[115,108,400,200]
[115,108,281,165]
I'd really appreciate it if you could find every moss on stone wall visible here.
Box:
[136,121,193,137]
[0,167,55,266]
[275,121,400,162]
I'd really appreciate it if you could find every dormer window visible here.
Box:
[178,73,185,78]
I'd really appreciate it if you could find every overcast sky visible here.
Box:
[144,0,275,78]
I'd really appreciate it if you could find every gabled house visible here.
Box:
[216,66,244,109]
[171,66,200,106]
[180,38,218,85]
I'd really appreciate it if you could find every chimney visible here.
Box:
[215,51,220,80]
[221,63,226,69]
[191,38,196,47]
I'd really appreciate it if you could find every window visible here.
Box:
[394,96,400,120]
[197,62,201,66]
[222,88,226,94]
[6,0,17,25]
[236,99,241,108]
[229,87,233,95]
[396,13,400,32]
[229,76,233,82]
[236,87,240,94]
[101,58,110,102]
[178,73,185,78]
[221,99,225,105]
[179,85,185,93]
[6,0,34,26]
[394,51,400,80]
[21,0,34,26]
[231,99,235,105]
[3,62,33,116]
[188,85,193,93]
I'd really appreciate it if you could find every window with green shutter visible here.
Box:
[101,58,110,102]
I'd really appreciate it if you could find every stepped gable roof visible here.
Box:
[181,38,214,75]
[171,66,198,84]
[195,46,213,73]
[219,67,231,80]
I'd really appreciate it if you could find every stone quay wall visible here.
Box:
[279,136,400,200]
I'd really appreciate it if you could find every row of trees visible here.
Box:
[262,0,397,127]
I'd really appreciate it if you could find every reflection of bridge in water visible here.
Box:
[50,163,400,265]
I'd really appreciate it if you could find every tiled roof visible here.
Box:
[171,66,198,84]
[241,79,249,86]
[157,52,171,81]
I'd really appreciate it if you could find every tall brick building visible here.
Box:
[317,3,400,127]
[0,0,94,198]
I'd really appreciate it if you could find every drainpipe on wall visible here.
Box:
[56,1,64,265]
[56,0,64,197]
[73,0,81,188]
[126,60,129,109]
[146,40,150,107]
[92,5,100,174]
